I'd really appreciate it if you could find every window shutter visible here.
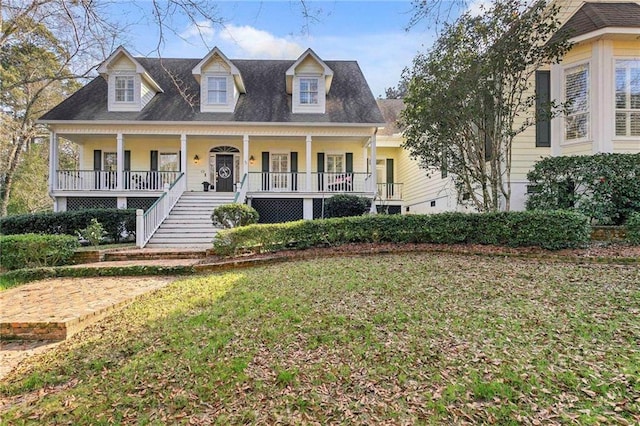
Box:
[150,150,158,171]
[93,150,102,170]
[345,153,353,173]
[317,153,325,172]
[178,151,182,172]
[124,151,131,171]
[386,159,394,184]
[261,152,269,191]
[317,152,325,191]
[536,71,551,147]
[291,152,298,191]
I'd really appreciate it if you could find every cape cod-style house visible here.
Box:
[40,47,399,247]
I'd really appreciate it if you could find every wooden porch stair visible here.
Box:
[145,192,234,249]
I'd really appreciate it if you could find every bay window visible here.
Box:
[615,59,640,136]
[564,64,589,140]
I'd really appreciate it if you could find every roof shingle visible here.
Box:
[40,57,384,125]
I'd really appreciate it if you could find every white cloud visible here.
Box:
[219,24,304,59]
[172,22,427,98]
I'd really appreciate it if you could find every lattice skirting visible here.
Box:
[251,198,304,223]
[67,197,117,210]
[127,197,159,212]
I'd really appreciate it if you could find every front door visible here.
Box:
[215,154,234,192]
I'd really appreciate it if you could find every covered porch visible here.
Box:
[48,124,403,213]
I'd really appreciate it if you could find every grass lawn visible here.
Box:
[1,253,639,424]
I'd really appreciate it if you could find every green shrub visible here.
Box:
[627,213,640,245]
[324,194,371,218]
[77,218,106,246]
[0,234,79,271]
[526,153,640,225]
[212,211,591,256]
[211,203,259,228]
[0,209,135,242]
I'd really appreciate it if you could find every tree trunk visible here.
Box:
[0,136,27,217]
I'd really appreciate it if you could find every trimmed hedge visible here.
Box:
[526,153,640,225]
[0,234,79,271]
[0,209,136,242]
[627,213,640,245]
[0,264,195,288]
[325,194,371,218]
[213,210,591,255]
[211,203,260,228]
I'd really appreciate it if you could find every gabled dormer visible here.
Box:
[97,46,163,112]
[192,47,245,113]
[286,49,334,114]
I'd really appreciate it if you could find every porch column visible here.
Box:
[116,133,124,190]
[180,134,187,173]
[49,131,58,193]
[362,146,368,174]
[243,134,249,174]
[305,135,312,192]
[369,132,377,214]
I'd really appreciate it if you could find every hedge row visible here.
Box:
[0,209,136,242]
[0,264,196,288]
[627,213,640,244]
[213,210,591,255]
[526,153,640,225]
[0,234,79,271]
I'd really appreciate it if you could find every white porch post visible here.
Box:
[116,133,124,190]
[180,134,187,174]
[362,146,368,174]
[370,132,377,214]
[305,135,312,192]
[243,134,249,174]
[49,131,58,193]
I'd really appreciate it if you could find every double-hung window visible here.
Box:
[615,59,640,136]
[300,78,319,105]
[115,76,135,103]
[207,76,227,104]
[564,64,589,140]
[271,153,289,190]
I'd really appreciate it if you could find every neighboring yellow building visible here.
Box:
[379,1,640,213]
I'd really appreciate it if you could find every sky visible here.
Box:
[107,1,452,98]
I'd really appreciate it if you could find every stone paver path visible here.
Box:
[1,276,178,340]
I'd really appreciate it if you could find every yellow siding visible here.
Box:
[562,43,592,64]
[560,142,593,156]
[613,40,640,57]
[110,54,136,71]
[614,140,640,153]
[296,56,323,74]
[202,56,231,73]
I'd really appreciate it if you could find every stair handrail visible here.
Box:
[136,172,186,248]
[233,173,248,203]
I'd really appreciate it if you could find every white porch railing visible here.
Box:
[55,170,180,191]
[136,172,186,248]
[234,173,248,203]
[377,183,403,201]
[247,172,374,193]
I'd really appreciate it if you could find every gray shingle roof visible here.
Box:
[554,2,640,41]
[376,99,405,136]
[40,57,385,124]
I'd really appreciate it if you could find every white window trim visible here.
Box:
[115,76,135,103]
[108,73,141,112]
[292,74,326,114]
[614,57,640,139]
[325,153,345,173]
[561,61,591,145]
[201,73,237,112]
[159,152,179,172]
[206,76,228,105]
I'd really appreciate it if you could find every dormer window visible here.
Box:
[286,49,333,114]
[98,46,163,112]
[207,76,228,104]
[300,78,319,105]
[115,76,135,103]
[192,47,245,113]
